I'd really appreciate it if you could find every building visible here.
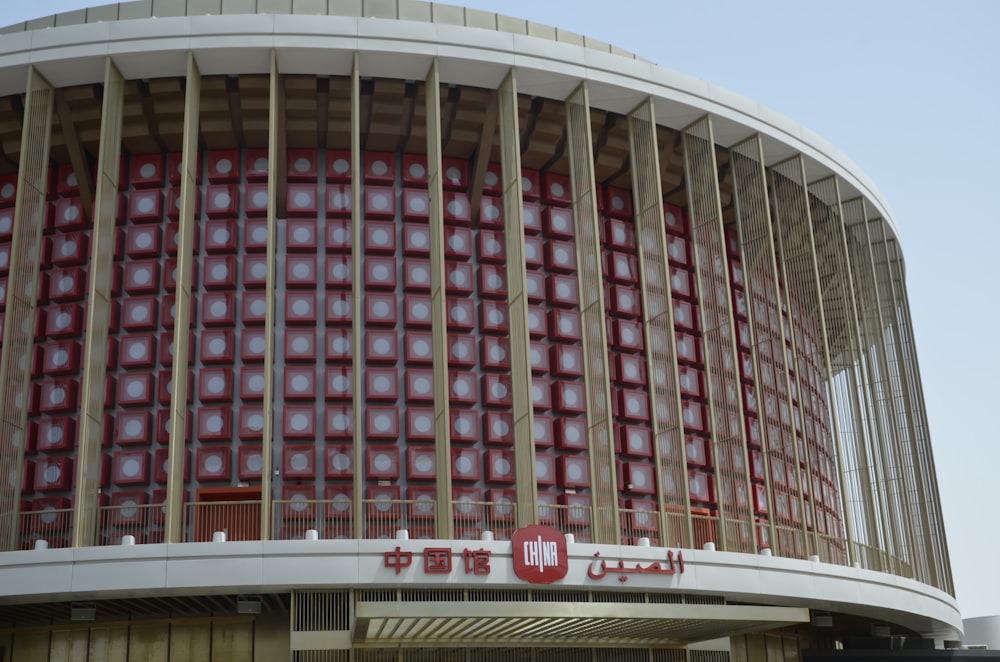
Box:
[0,1,961,660]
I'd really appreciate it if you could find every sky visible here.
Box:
[5,0,999,620]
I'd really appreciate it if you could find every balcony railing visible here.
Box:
[12,499,865,576]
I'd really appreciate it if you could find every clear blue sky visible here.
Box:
[7,0,999,620]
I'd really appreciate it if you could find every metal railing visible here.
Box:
[14,499,894,574]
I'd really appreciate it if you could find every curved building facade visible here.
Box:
[0,1,958,660]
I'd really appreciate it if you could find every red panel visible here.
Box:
[451,448,480,483]
[404,296,432,328]
[551,418,586,451]
[244,219,269,252]
[107,491,149,527]
[325,444,353,478]
[552,381,585,414]
[325,329,353,363]
[365,256,397,290]
[621,425,652,458]
[238,407,265,440]
[112,451,148,487]
[327,150,351,182]
[552,345,584,379]
[325,367,351,401]
[241,183,268,217]
[118,373,153,408]
[481,336,511,371]
[324,405,353,439]
[365,445,400,480]
[282,445,316,479]
[326,185,352,218]
[364,187,396,219]
[285,292,317,325]
[47,305,86,340]
[41,340,82,375]
[685,435,709,467]
[619,389,650,422]
[609,252,638,285]
[542,173,571,206]
[196,447,231,482]
[534,453,556,486]
[283,366,316,401]
[205,185,238,218]
[673,299,697,331]
[404,331,433,365]
[127,191,162,223]
[743,384,758,414]
[286,219,318,252]
[484,411,513,446]
[325,255,352,288]
[479,300,508,335]
[481,373,513,408]
[50,233,88,266]
[546,240,576,273]
[365,293,397,326]
[285,184,317,217]
[324,292,351,326]
[477,265,507,299]
[244,149,269,181]
[56,163,80,195]
[441,158,469,190]
[616,354,645,387]
[122,260,159,295]
[446,297,475,332]
[528,341,549,374]
[129,153,164,188]
[522,235,544,268]
[365,485,401,521]
[241,329,268,363]
[610,285,640,318]
[0,243,9,275]
[406,408,435,441]
[448,371,477,406]
[206,150,239,183]
[197,407,231,441]
[546,274,578,309]
[607,220,635,251]
[675,333,701,365]
[524,271,545,303]
[527,305,547,339]
[481,449,514,484]
[402,154,428,187]
[663,204,687,236]
[283,148,316,180]
[682,401,708,433]
[667,235,690,266]
[450,409,478,442]
[623,462,655,495]
[401,258,431,293]
[669,267,694,300]
[443,192,471,224]
[202,292,236,326]
[604,187,633,219]
[32,458,76,492]
[48,268,87,302]
[364,152,395,183]
[446,261,474,295]
[520,169,540,201]
[165,189,202,221]
[203,256,237,290]
[479,196,503,229]
[365,406,397,441]
[366,367,399,402]
[198,329,234,365]
[275,405,316,440]
[558,455,590,488]
[549,309,581,342]
[678,366,703,398]
[125,225,162,259]
[365,330,398,364]
[402,225,430,258]
[531,377,551,411]
[240,367,267,401]
[282,484,317,520]
[153,448,189,483]
[36,417,75,451]
[201,219,237,254]
[198,368,233,402]
[688,471,714,503]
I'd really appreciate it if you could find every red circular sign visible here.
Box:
[511,525,568,584]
